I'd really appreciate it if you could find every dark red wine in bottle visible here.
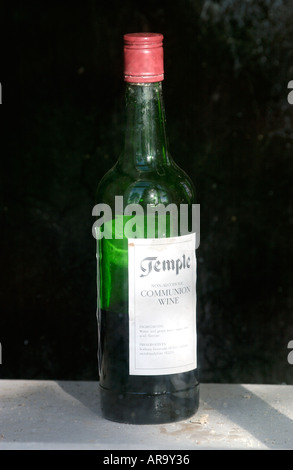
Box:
[94,33,199,424]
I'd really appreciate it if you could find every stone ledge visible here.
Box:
[0,380,292,450]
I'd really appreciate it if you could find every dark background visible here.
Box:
[1,0,293,384]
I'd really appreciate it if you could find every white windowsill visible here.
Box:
[0,380,292,450]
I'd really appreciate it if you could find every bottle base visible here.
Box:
[99,383,200,425]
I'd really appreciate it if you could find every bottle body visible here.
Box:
[95,44,199,424]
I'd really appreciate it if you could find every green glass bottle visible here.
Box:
[94,33,199,424]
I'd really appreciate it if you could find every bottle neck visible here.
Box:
[121,81,169,172]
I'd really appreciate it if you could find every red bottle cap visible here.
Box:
[123,33,164,83]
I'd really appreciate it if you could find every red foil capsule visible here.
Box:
[123,32,164,83]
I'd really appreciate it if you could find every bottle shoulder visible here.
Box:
[96,158,195,207]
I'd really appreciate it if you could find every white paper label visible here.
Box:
[128,233,197,376]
